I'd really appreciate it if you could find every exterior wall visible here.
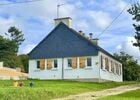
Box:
[99,52,123,82]
[63,56,100,79]
[0,62,3,68]
[29,59,62,79]
[29,53,123,82]
[29,56,100,80]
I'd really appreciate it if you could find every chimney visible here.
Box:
[91,38,99,45]
[89,33,93,40]
[79,30,85,36]
[54,17,72,27]
[79,30,83,35]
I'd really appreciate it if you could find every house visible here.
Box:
[0,62,28,80]
[28,17,123,82]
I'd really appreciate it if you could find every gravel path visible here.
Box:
[54,84,140,100]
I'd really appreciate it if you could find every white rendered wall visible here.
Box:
[63,56,100,79]
[99,52,123,82]
[29,56,100,80]
[29,59,62,79]
[29,53,123,82]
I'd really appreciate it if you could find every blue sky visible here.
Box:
[0,0,139,63]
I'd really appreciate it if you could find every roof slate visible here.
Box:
[29,22,98,59]
[28,22,120,62]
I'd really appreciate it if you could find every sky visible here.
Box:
[0,0,140,63]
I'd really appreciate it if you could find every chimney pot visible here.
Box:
[92,38,99,45]
[79,30,82,34]
[89,33,93,39]
[79,30,85,36]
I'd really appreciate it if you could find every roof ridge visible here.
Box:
[28,22,121,63]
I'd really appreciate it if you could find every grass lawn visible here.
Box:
[98,89,140,100]
[0,80,138,100]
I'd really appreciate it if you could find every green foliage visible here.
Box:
[128,3,140,48]
[114,52,140,81]
[19,54,29,72]
[5,26,25,53]
[2,54,23,68]
[0,26,25,69]
[98,89,140,100]
[0,80,136,100]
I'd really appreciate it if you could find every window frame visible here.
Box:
[105,57,109,71]
[86,57,92,67]
[37,60,40,69]
[53,59,58,69]
[79,57,86,69]
[46,59,53,70]
[36,59,45,70]
[67,58,72,68]
[111,60,114,72]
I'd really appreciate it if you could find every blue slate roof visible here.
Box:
[28,22,119,62]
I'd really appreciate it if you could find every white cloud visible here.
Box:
[74,20,89,31]
[0,17,16,35]
[117,36,140,63]
[115,0,128,11]
[87,10,112,29]
[0,0,76,21]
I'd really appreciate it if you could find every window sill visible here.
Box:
[51,68,58,71]
[101,69,106,71]
[85,67,92,70]
[65,68,73,70]
[34,69,40,72]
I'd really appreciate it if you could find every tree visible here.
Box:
[128,3,140,49]
[19,54,29,73]
[0,26,25,69]
[114,52,140,81]
[5,26,25,53]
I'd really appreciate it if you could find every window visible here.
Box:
[87,58,92,67]
[36,59,45,70]
[105,58,109,71]
[79,57,86,68]
[114,63,117,74]
[101,55,103,69]
[68,59,72,67]
[37,61,40,69]
[108,60,111,72]
[72,58,77,69]
[54,60,58,68]
[111,61,114,72]
[47,59,53,70]
[119,65,122,75]
[101,55,106,70]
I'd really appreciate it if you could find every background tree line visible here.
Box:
[113,2,140,81]
[0,27,28,73]
[114,52,140,81]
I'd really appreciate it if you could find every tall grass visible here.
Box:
[98,89,140,100]
[0,80,138,100]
